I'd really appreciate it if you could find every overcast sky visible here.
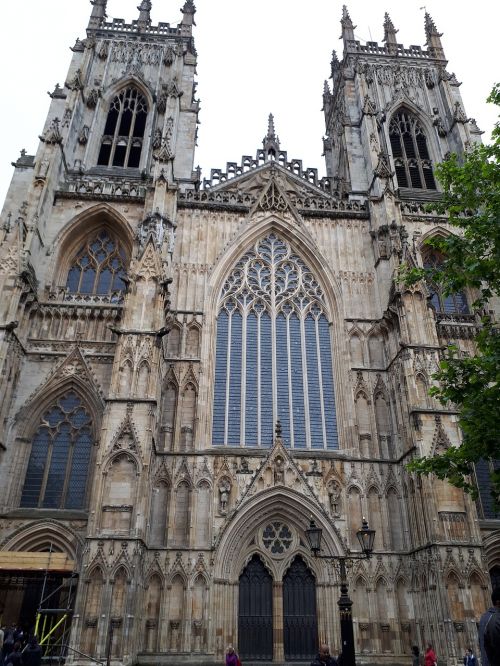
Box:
[0,1,498,206]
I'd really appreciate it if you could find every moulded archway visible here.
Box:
[213,486,344,583]
[201,216,350,452]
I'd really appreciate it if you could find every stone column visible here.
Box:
[273,581,284,662]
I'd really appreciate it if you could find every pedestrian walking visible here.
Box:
[310,643,338,666]
[463,647,476,666]
[424,643,437,666]
[225,645,241,666]
[21,636,42,666]
[479,587,500,666]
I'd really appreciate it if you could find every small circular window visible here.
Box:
[262,522,293,555]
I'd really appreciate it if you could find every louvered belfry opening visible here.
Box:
[389,110,436,190]
[97,88,148,168]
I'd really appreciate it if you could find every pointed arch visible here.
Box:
[144,573,162,652]
[1,520,82,560]
[101,452,139,532]
[185,323,201,358]
[210,231,340,449]
[194,479,211,548]
[97,85,148,168]
[51,204,134,290]
[173,480,191,547]
[110,565,128,658]
[201,215,349,452]
[347,485,364,551]
[191,573,208,652]
[367,331,385,367]
[149,480,170,547]
[214,486,343,583]
[349,329,364,367]
[367,487,383,551]
[168,574,186,651]
[16,383,99,511]
[82,565,105,655]
[387,486,404,550]
[446,570,465,621]
[388,106,437,190]
[421,242,470,315]
[135,360,151,397]
[159,375,178,451]
[167,324,182,358]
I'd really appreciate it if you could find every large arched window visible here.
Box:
[212,234,338,449]
[66,229,127,298]
[97,88,148,168]
[389,110,436,190]
[423,248,469,314]
[20,392,93,510]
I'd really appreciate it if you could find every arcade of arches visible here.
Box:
[0,2,498,665]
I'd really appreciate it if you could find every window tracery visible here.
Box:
[97,88,148,168]
[212,233,338,449]
[389,110,436,190]
[423,248,469,314]
[66,229,127,299]
[20,392,93,510]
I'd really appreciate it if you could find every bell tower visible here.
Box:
[323,6,483,200]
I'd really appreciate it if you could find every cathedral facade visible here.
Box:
[0,2,498,664]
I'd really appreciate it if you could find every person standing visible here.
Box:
[225,645,240,666]
[412,645,421,666]
[479,588,500,666]
[5,642,22,666]
[310,643,338,666]
[21,636,42,666]
[424,643,437,666]
[463,647,477,666]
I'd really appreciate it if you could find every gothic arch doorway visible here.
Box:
[238,555,273,661]
[283,556,318,661]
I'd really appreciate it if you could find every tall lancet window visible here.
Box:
[389,110,436,190]
[97,88,148,168]
[212,234,339,449]
[20,392,93,510]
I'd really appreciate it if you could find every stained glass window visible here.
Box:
[389,110,436,190]
[66,230,127,297]
[20,392,93,510]
[423,249,469,314]
[97,88,148,168]
[212,234,339,449]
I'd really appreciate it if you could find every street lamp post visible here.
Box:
[305,517,375,666]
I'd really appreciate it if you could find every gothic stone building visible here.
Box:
[0,2,498,664]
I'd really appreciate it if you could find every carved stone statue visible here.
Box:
[328,481,342,516]
[218,478,231,513]
[274,456,285,484]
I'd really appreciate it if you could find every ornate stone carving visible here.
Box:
[218,478,231,514]
[137,211,175,251]
[78,125,90,145]
[39,118,62,144]
[86,88,101,109]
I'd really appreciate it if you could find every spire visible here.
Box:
[341,5,356,44]
[88,0,107,29]
[181,0,196,27]
[263,114,280,158]
[383,12,398,47]
[424,12,445,59]
[137,0,152,31]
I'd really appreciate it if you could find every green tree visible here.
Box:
[401,84,500,501]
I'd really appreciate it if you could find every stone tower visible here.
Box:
[0,3,498,665]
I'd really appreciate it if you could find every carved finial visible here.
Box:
[424,12,445,58]
[341,5,356,43]
[137,0,152,30]
[275,420,282,439]
[88,0,107,29]
[383,12,398,46]
[263,114,280,159]
[181,0,196,27]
